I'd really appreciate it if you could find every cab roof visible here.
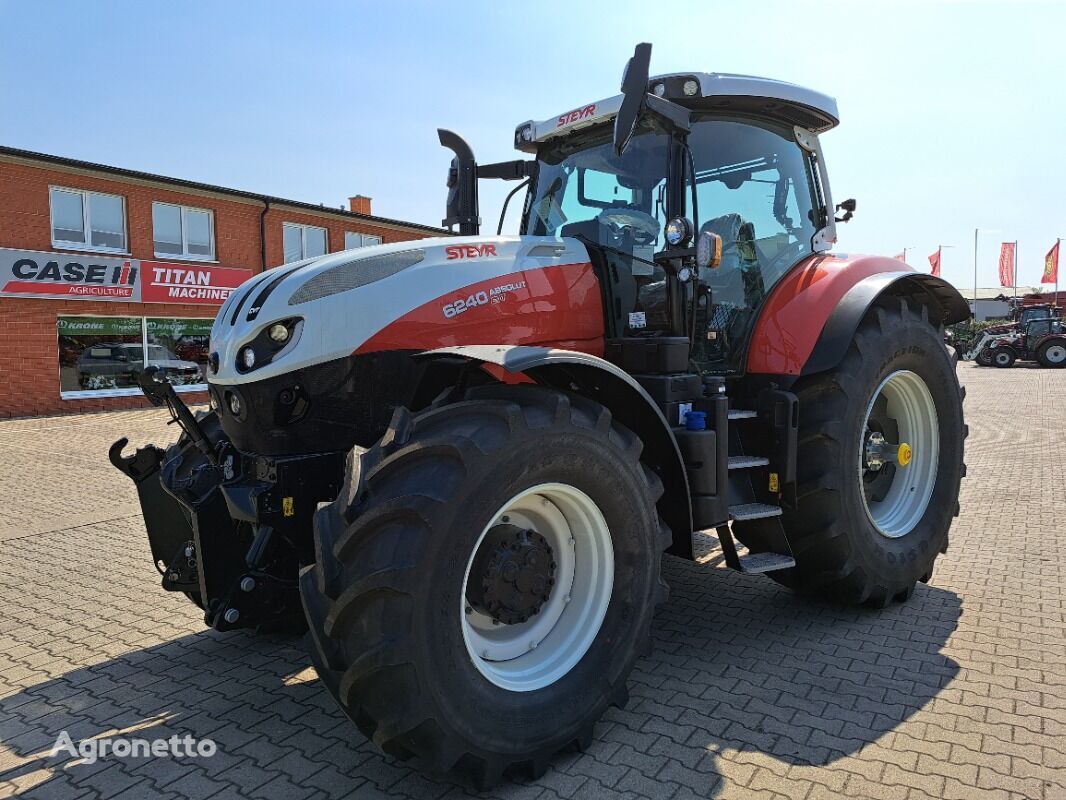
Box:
[515,72,839,152]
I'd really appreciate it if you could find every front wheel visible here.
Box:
[992,347,1016,368]
[300,385,669,787]
[772,296,966,606]
[975,347,993,367]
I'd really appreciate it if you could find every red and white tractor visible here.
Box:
[964,304,1066,367]
[112,44,969,787]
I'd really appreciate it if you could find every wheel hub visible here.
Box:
[863,430,911,471]
[466,524,556,624]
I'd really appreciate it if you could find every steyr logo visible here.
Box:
[445,244,497,260]
[557,104,596,127]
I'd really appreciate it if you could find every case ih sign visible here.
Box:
[0,248,250,305]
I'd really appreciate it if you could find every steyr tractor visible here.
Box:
[964,305,1065,367]
[112,44,969,787]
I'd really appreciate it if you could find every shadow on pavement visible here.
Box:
[0,548,960,800]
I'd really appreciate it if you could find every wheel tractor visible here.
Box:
[964,305,1065,367]
[112,44,969,787]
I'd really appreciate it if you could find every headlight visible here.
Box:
[665,217,693,247]
[235,318,302,374]
[682,79,700,97]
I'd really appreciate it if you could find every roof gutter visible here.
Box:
[259,199,270,271]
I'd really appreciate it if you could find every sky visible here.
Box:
[2,0,1064,291]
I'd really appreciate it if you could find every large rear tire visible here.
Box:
[300,385,670,787]
[772,297,966,606]
[1036,339,1066,368]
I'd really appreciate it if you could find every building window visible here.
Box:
[59,316,209,398]
[153,202,215,260]
[344,231,383,250]
[49,187,127,252]
[283,223,328,263]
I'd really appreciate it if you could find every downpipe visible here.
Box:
[110,368,343,632]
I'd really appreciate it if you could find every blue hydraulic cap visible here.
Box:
[685,410,707,431]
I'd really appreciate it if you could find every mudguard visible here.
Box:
[747,254,970,376]
[416,345,694,558]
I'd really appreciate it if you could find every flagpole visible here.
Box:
[1013,241,1018,307]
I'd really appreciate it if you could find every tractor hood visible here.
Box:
[207,235,591,386]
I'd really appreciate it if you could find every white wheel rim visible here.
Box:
[460,483,613,692]
[859,370,939,539]
[1045,345,1066,364]
[995,351,1012,366]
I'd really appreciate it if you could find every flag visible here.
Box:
[894,252,906,262]
[1044,241,1060,285]
[928,249,941,277]
[998,242,1016,287]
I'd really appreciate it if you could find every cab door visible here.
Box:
[684,116,822,375]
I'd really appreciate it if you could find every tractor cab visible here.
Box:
[520,100,833,374]
[1025,315,1064,349]
[441,48,843,376]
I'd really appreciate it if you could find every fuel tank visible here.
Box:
[206,235,604,456]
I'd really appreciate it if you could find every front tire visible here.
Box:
[992,347,1016,367]
[975,347,993,367]
[774,297,966,606]
[300,385,670,787]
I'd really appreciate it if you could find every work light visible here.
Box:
[665,217,693,247]
[241,347,256,369]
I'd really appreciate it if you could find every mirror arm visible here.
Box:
[644,94,691,133]
[477,160,537,181]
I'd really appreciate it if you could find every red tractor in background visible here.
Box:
[113,44,969,786]
[965,303,1065,367]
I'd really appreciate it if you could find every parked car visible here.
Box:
[77,343,202,389]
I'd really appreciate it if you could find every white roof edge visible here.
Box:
[518,72,839,148]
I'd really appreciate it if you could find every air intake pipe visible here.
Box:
[438,129,480,236]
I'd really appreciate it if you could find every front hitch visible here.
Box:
[111,369,345,633]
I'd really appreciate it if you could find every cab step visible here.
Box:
[728,409,757,420]
[728,455,770,470]
[737,552,797,574]
[728,503,783,521]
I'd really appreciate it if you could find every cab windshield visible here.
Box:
[525,118,671,260]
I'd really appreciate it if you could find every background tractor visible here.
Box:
[112,44,969,787]
[969,315,1066,368]
[963,303,1065,367]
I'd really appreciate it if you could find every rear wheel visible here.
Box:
[300,385,669,787]
[1036,339,1066,368]
[992,347,1016,368]
[773,297,966,606]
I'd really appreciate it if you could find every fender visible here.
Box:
[415,345,694,558]
[747,254,970,376]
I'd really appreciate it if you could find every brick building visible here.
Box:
[0,146,442,418]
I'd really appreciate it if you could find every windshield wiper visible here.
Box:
[571,233,661,271]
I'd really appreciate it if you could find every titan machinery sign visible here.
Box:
[0,248,251,305]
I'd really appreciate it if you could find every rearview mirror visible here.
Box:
[613,43,652,157]
[696,230,723,269]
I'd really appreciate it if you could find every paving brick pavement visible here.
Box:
[0,362,1063,799]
